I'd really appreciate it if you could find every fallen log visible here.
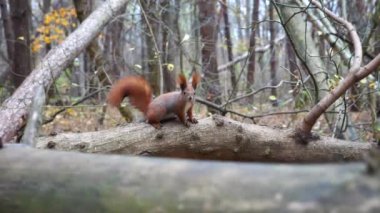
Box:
[36,115,374,163]
[1,145,380,212]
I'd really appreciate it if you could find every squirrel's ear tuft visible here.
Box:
[177,74,187,91]
[192,72,201,89]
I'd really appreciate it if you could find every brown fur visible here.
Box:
[107,73,201,128]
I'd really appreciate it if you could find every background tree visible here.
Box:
[198,0,221,106]
[246,0,260,103]
[0,0,32,90]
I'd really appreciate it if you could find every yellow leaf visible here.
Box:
[50,34,59,41]
[61,19,69,27]
[44,15,53,25]
[43,36,51,44]
[369,82,377,89]
[167,63,174,71]
[31,42,43,53]
[66,108,77,117]
[59,8,66,17]
[43,27,50,34]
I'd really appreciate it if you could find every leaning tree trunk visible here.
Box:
[0,0,130,144]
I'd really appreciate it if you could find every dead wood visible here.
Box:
[36,115,374,163]
[0,145,379,212]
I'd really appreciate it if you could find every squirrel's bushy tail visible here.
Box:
[107,76,152,114]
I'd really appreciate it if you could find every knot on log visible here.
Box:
[212,114,224,127]
[47,141,56,149]
[293,127,320,145]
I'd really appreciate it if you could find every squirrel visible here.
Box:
[107,72,201,129]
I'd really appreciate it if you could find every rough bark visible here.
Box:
[36,115,374,163]
[0,0,130,144]
[0,145,379,212]
[198,0,221,105]
[9,0,32,88]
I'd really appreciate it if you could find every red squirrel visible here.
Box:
[107,73,201,128]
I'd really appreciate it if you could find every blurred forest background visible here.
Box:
[0,0,379,142]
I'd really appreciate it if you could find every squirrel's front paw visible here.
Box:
[188,118,198,124]
[151,123,162,129]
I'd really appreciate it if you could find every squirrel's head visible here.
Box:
[178,72,201,103]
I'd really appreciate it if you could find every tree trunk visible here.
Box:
[246,0,260,103]
[103,4,126,80]
[160,0,176,92]
[140,0,161,95]
[73,0,114,94]
[0,145,379,212]
[198,0,221,105]
[269,2,278,106]
[0,0,14,87]
[221,0,236,91]
[286,38,298,97]
[275,0,328,103]
[234,0,244,41]
[0,0,130,144]
[8,0,32,88]
[35,115,373,163]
